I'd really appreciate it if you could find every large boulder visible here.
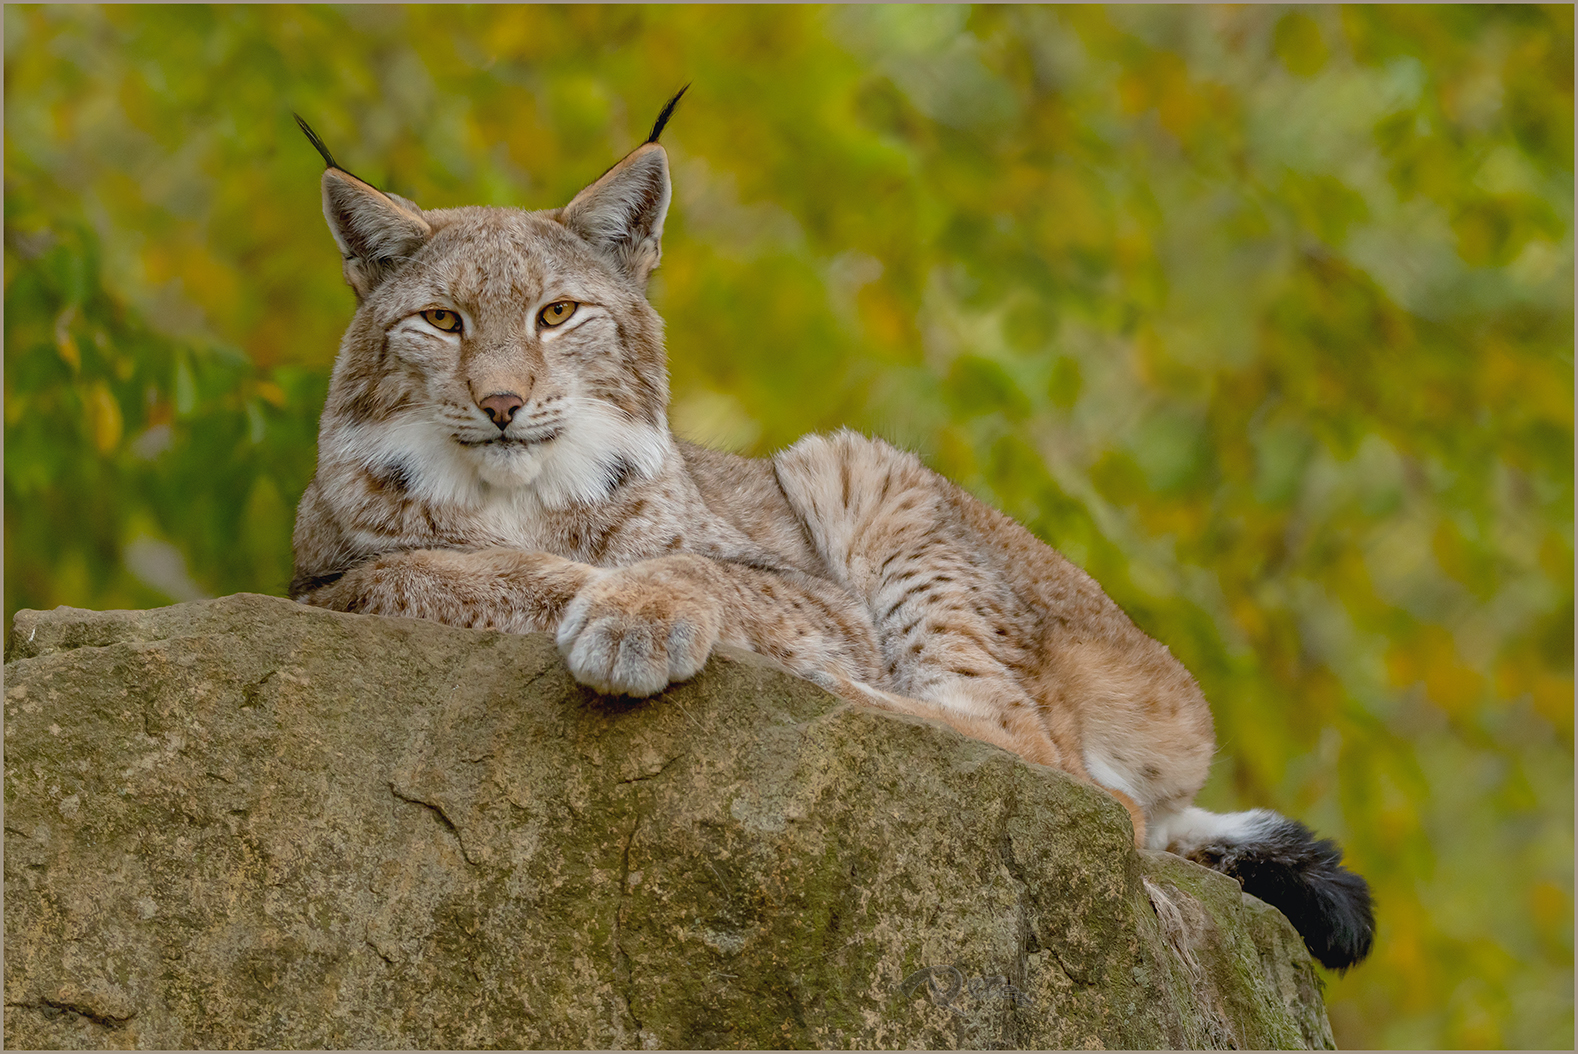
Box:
[5,594,1334,1049]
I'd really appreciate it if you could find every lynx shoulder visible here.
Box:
[289,96,1373,971]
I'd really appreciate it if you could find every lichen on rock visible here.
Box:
[5,593,1335,1049]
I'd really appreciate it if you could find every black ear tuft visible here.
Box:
[294,113,342,171]
[645,85,690,145]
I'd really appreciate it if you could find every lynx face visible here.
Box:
[315,143,675,514]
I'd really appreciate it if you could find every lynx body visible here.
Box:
[289,100,1373,971]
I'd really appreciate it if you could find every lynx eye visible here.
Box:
[538,300,577,328]
[421,309,463,334]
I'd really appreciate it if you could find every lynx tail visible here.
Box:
[1164,808,1375,971]
[646,85,690,145]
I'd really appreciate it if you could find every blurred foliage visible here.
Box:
[4,5,1572,1047]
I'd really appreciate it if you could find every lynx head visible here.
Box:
[302,92,686,511]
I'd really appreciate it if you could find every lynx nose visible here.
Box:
[478,392,524,430]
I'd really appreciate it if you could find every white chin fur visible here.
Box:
[476,444,547,489]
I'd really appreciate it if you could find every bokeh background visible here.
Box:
[5,5,1572,1047]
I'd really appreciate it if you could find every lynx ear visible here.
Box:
[321,169,432,300]
[296,116,431,300]
[559,142,671,288]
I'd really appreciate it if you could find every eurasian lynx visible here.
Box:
[289,94,1373,971]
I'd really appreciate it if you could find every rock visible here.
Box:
[4,594,1334,1049]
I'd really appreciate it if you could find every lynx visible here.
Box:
[289,93,1373,971]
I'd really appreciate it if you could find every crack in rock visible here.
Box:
[614,785,650,1045]
[388,781,481,865]
[9,998,137,1028]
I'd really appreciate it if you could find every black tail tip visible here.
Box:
[1190,817,1375,972]
[646,84,690,144]
[1286,852,1374,972]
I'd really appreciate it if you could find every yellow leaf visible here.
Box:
[1531,672,1574,735]
[54,305,80,371]
[1390,624,1488,718]
[1273,11,1329,77]
[1529,880,1571,931]
[87,382,124,454]
[856,283,911,350]
[1420,626,1485,718]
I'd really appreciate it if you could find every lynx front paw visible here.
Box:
[556,562,723,697]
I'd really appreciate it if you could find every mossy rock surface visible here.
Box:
[5,593,1334,1049]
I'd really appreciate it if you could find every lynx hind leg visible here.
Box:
[776,432,1207,847]
[1150,806,1375,971]
[773,433,1092,776]
[771,434,1028,697]
[1050,637,1217,848]
[774,433,1027,666]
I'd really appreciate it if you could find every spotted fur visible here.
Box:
[289,105,1373,971]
